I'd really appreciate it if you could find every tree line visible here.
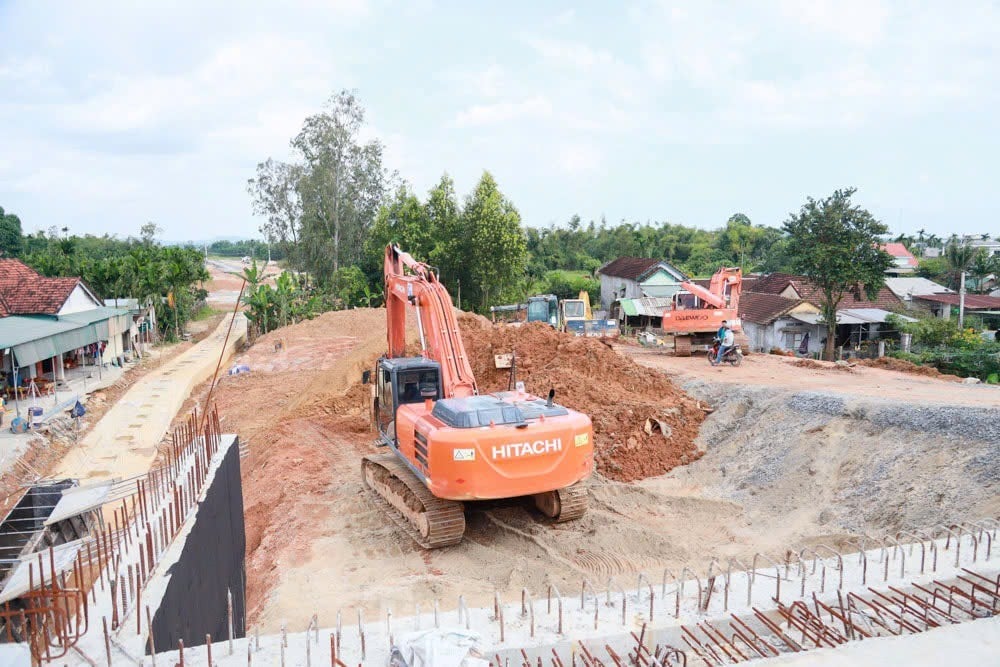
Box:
[0,219,210,340]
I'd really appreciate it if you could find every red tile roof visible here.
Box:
[914,293,1000,309]
[0,259,84,316]
[747,272,902,310]
[738,292,803,325]
[881,242,918,267]
[599,257,686,281]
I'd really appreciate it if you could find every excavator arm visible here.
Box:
[384,245,478,398]
[679,267,743,309]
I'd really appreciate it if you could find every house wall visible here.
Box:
[58,284,101,315]
[638,269,684,299]
[745,318,824,355]
[599,275,641,312]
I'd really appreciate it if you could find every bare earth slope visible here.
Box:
[201,311,998,633]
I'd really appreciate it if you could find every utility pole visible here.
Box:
[959,270,966,329]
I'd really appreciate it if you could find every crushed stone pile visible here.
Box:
[457,314,706,482]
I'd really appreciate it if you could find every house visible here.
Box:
[597,257,687,312]
[910,293,1000,328]
[884,277,953,318]
[738,292,824,355]
[0,259,130,399]
[880,243,919,275]
[966,237,1000,257]
[744,273,908,355]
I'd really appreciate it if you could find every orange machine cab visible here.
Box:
[371,356,593,501]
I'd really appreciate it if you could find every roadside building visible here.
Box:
[884,277,953,318]
[0,259,130,401]
[597,257,687,313]
[744,273,910,356]
[910,293,1000,328]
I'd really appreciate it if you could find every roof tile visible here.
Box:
[0,259,82,316]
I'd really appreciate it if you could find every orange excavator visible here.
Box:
[660,266,748,356]
[361,245,594,548]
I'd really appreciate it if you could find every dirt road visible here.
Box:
[616,346,1000,407]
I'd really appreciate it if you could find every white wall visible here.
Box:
[58,284,102,315]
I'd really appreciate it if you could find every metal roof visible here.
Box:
[790,309,914,326]
[619,297,674,317]
[0,315,88,349]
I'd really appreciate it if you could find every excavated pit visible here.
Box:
[180,308,998,633]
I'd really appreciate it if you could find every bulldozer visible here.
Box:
[660,266,749,356]
[361,245,594,548]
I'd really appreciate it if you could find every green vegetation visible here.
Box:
[203,239,284,261]
[0,219,209,341]
[782,188,894,360]
[887,313,1000,380]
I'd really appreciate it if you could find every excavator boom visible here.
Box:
[384,244,477,398]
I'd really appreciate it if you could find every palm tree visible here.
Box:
[944,242,977,290]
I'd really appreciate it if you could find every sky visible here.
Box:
[1,0,998,243]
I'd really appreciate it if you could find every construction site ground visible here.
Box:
[177,308,999,635]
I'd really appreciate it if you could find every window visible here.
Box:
[397,369,440,404]
[527,300,549,321]
[563,301,585,318]
[785,332,805,349]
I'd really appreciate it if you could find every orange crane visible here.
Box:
[361,245,594,548]
[660,267,748,356]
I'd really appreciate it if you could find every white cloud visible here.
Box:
[453,96,552,127]
[555,143,601,174]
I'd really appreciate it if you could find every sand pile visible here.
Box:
[457,314,705,482]
[858,355,960,380]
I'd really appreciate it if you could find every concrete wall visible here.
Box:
[149,437,246,651]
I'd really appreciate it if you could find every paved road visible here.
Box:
[55,312,247,483]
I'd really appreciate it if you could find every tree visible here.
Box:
[247,159,303,265]
[782,188,893,360]
[0,206,24,257]
[969,248,999,293]
[140,222,162,244]
[292,90,390,282]
[944,241,977,290]
[460,172,527,310]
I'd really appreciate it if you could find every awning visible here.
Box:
[791,312,865,325]
[60,306,131,340]
[0,316,99,367]
[790,309,916,326]
[618,297,674,317]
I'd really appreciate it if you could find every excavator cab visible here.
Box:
[371,357,442,445]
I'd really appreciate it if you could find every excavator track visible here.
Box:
[533,482,588,523]
[361,452,466,549]
[674,335,692,357]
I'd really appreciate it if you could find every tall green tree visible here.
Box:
[944,241,978,290]
[292,90,390,282]
[247,158,303,265]
[782,188,893,360]
[460,171,527,310]
[0,206,24,257]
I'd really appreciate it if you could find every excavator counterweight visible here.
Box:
[361,245,594,548]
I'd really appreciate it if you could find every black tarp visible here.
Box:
[149,437,246,651]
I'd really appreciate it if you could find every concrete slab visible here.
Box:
[53,314,246,484]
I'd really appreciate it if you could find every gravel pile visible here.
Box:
[671,379,999,536]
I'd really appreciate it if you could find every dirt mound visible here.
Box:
[857,355,960,381]
[457,316,706,482]
[791,358,854,372]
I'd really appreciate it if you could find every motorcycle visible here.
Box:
[709,338,743,366]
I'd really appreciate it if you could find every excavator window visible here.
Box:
[396,369,440,405]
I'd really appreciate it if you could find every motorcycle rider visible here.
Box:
[713,322,736,365]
